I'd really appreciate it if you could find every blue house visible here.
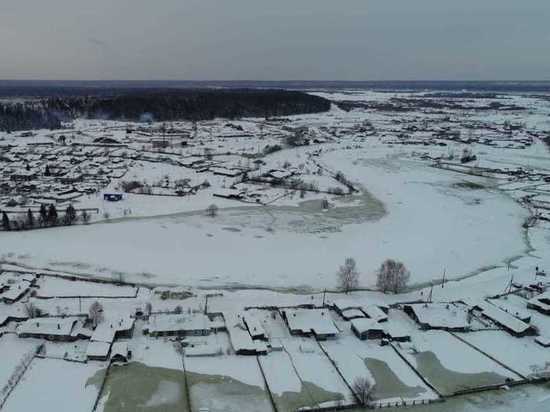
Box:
[104,193,123,202]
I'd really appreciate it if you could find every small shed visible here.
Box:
[340,308,366,321]
[87,341,111,361]
[351,319,385,340]
[111,341,130,362]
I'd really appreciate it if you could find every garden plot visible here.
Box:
[96,337,189,412]
[129,335,183,370]
[459,330,550,379]
[2,358,103,412]
[36,276,138,298]
[399,330,521,396]
[321,335,437,404]
[185,355,273,412]
[97,362,189,412]
[282,337,354,406]
[258,351,319,411]
[0,335,40,404]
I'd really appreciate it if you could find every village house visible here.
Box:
[17,317,81,341]
[403,303,471,332]
[224,312,268,355]
[281,308,339,340]
[111,341,130,363]
[144,313,211,337]
[152,286,193,300]
[86,341,111,361]
[351,318,385,340]
[527,291,550,315]
[243,312,268,341]
[474,301,536,338]
[10,170,37,182]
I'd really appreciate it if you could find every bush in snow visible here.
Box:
[206,204,218,217]
[89,301,104,328]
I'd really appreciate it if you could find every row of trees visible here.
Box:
[0,102,62,132]
[0,89,331,132]
[1,204,90,231]
[337,257,410,294]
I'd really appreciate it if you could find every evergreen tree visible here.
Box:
[47,204,58,226]
[64,204,77,225]
[39,204,48,226]
[26,209,34,229]
[2,211,10,231]
[45,164,51,176]
[81,209,90,224]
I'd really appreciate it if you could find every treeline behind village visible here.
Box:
[0,88,331,132]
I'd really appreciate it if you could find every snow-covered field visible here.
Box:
[0,144,530,290]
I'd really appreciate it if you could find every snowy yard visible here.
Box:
[2,358,103,412]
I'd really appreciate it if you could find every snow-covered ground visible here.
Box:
[2,358,102,412]
[2,88,550,411]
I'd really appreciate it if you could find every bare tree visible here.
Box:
[145,302,153,317]
[352,376,374,406]
[206,204,218,217]
[89,301,104,328]
[376,259,410,294]
[24,302,40,318]
[337,257,359,294]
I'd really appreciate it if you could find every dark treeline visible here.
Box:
[0,88,330,131]
[1,204,87,231]
[0,103,62,132]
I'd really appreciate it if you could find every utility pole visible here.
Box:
[441,268,446,288]
[322,289,326,307]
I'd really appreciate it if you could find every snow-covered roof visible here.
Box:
[283,308,339,337]
[111,341,129,359]
[243,312,267,339]
[477,301,533,335]
[146,313,211,334]
[535,335,550,347]
[86,341,111,359]
[350,318,384,334]
[488,298,531,322]
[405,303,470,330]
[340,308,366,320]
[18,317,78,337]
[0,280,31,302]
[362,305,388,322]
[91,316,134,343]
[528,291,550,313]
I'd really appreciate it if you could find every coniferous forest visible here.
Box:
[0,88,331,132]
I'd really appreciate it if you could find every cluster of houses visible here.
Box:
[0,142,132,212]
[3,266,550,376]
[0,272,36,304]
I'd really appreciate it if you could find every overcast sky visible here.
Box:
[1,0,549,81]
